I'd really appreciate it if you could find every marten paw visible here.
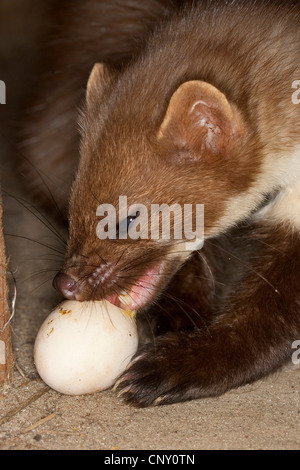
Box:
[113,332,202,407]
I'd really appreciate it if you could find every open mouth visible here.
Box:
[107,262,165,311]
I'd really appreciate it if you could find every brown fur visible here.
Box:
[21,0,300,406]
[18,0,182,215]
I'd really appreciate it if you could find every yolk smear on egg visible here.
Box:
[59,308,72,315]
[125,310,136,319]
[47,327,54,336]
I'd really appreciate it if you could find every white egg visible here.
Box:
[34,300,138,395]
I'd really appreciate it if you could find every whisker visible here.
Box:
[22,268,61,284]
[207,240,280,294]
[2,190,67,248]
[117,271,225,286]
[196,251,216,295]
[4,233,66,256]
[118,249,165,274]
[115,271,204,328]
[115,246,129,267]
[24,256,64,263]
[2,134,67,222]
[95,250,108,266]
[29,275,59,294]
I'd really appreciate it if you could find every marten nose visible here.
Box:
[53,273,78,300]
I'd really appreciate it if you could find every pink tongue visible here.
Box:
[107,264,162,311]
[106,294,119,306]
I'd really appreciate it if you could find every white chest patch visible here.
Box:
[211,145,300,235]
[256,183,300,230]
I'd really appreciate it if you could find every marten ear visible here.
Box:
[158,81,244,161]
[86,63,111,108]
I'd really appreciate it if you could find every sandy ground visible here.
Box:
[0,0,300,451]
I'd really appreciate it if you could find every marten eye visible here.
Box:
[126,215,136,229]
[116,212,140,238]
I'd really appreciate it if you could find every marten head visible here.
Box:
[53,61,259,310]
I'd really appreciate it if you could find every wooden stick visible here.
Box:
[0,189,13,384]
[22,412,57,433]
[0,386,50,427]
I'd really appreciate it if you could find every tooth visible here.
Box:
[118,293,132,306]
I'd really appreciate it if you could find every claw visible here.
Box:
[116,384,132,398]
[129,352,147,365]
[112,374,128,392]
[153,396,166,406]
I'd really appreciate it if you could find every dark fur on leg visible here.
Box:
[116,223,300,406]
